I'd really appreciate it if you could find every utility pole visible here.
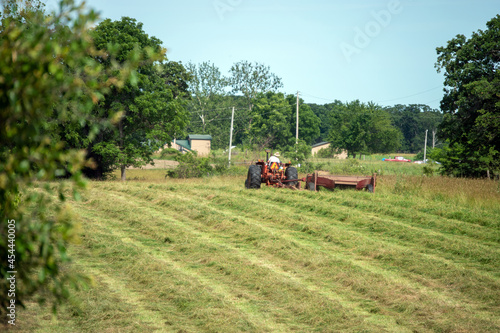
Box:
[296,91,299,145]
[423,129,428,164]
[228,106,235,167]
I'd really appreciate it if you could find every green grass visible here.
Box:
[11,174,500,332]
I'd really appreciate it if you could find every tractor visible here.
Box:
[244,150,377,193]
[245,150,299,189]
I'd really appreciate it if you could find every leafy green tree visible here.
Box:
[229,61,283,146]
[386,104,443,153]
[308,101,343,143]
[285,95,320,146]
[88,17,190,180]
[246,92,320,152]
[186,61,233,149]
[284,139,312,164]
[249,92,292,149]
[328,100,402,158]
[229,60,283,111]
[435,15,500,177]
[0,0,132,320]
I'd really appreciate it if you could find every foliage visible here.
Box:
[248,92,292,148]
[185,61,287,151]
[245,92,320,151]
[85,17,191,180]
[385,104,443,152]
[435,14,500,177]
[315,146,341,158]
[186,61,232,149]
[328,100,402,158]
[0,0,132,319]
[159,148,181,160]
[285,95,320,146]
[166,152,214,178]
[229,60,283,110]
[422,165,435,176]
[308,100,344,143]
[283,140,312,165]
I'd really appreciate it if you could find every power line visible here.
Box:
[300,92,338,102]
[375,86,442,103]
[188,106,239,115]
[187,105,293,125]
[301,86,443,105]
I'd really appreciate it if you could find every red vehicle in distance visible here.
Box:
[382,156,412,162]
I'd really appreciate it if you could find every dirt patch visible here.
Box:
[127,159,179,170]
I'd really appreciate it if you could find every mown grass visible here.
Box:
[11,173,500,332]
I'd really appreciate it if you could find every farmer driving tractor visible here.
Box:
[268,152,282,171]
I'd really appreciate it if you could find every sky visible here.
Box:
[46,0,499,110]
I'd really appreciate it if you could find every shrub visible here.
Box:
[159,148,181,160]
[166,152,213,178]
[0,0,133,319]
[284,140,312,165]
[422,165,435,176]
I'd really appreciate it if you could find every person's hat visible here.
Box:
[274,152,280,157]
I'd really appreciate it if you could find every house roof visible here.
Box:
[188,134,212,141]
[312,141,330,148]
[175,140,192,150]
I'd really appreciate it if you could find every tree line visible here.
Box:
[186,61,443,158]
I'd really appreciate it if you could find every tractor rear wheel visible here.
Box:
[246,165,261,189]
[285,167,298,187]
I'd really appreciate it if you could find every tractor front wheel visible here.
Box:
[246,165,262,189]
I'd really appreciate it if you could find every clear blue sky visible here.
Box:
[48,0,499,109]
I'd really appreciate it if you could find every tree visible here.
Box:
[308,101,343,143]
[249,92,292,149]
[229,60,283,110]
[229,61,283,146]
[285,95,320,146]
[435,15,500,177]
[328,101,402,158]
[385,104,443,152]
[0,0,132,321]
[89,17,190,180]
[186,61,232,149]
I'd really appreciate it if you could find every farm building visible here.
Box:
[169,134,212,156]
[311,142,348,159]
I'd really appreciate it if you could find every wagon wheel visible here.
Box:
[307,182,316,191]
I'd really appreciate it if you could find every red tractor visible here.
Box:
[244,150,376,193]
[245,150,299,189]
